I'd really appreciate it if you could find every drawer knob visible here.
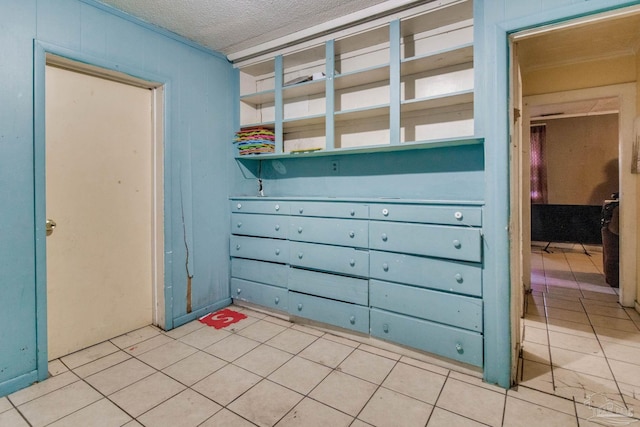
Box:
[455,343,463,353]
[275,204,280,211]
[381,233,388,242]
[350,209,355,216]
[382,323,389,333]
[349,231,355,238]
[297,303,303,311]
[274,297,280,304]
[299,208,304,214]
[237,203,242,209]
[455,273,463,283]
[382,208,389,216]
[454,211,463,220]
[298,252,304,259]
[237,288,241,295]
[236,244,241,250]
[349,259,356,267]
[237,222,242,228]
[453,239,461,249]
[382,263,389,271]
[298,226,303,233]
[275,248,281,255]
[349,316,356,324]
[275,224,280,231]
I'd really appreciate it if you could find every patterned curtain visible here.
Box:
[530,124,548,204]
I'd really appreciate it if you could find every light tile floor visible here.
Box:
[2,246,639,426]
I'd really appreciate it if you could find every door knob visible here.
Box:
[46,219,57,236]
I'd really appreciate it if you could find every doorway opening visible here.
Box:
[43,55,165,361]
[509,6,640,391]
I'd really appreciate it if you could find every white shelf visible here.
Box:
[401,90,473,113]
[334,65,390,90]
[240,89,276,105]
[335,104,390,122]
[283,79,326,100]
[401,44,473,76]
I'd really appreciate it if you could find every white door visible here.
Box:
[46,65,154,360]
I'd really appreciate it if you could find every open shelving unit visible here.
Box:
[235,0,476,159]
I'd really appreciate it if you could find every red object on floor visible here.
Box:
[199,308,247,329]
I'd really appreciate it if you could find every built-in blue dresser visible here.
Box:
[230,197,483,367]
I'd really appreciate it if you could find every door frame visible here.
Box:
[33,41,169,380]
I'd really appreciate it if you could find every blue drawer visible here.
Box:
[369,204,482,226]
[288,267,368,305]
[370,308,483,367]
[290,201,368,219]
[232,213,288,239]
[288,292,369,334]
[289,241,369,278]
[231,258,288,288]
[230,235,289,263]
[289,217,368,248]
[231,278,287,311]
[231,199,289,215]
[369,250,481,296]
[370,280,482,332]
[370,221,482,262]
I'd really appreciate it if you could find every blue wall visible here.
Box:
[0,0,234,396]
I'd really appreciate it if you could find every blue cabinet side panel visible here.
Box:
[1,0,234,396]
[0,0,38,389]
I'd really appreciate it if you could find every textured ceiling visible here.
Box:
[97,0,390,58]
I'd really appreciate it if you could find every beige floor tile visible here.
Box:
[580,298,621,309]
[290,323,325,337]
[236,320,288,342]
[617,381,640,411]
[263,315,294,328]
[192,364,261,406]
[398,356,450,376]
[178,326,231,350]
[553,368,621,402]
[0,397,11,414]
[590,314,639,333]
[163,320,204,339]
[550,347,613,379]
[382,362,446,404]
[527,301,546,317]
[503,394,577,426]
[309,371,377,416]
[427,407,487,427]
[231,305,268,319]
[546,318,595,338]
[60,341,119,369]
[359,386,433,427]
[203,334,260,362]
[337,349,396,384]
[17,380,102,427]
[524,325,549,346]
[199,408,256,426]
[0,409,29,427]
[84,358,156,395]
[108,372,185,417]
[582,291,619,302]
[265,328,318,354]
[124,334,174,356]
[162,351,227,386]
[524,315,547,330]
[519,359,554,394]
[546,307,590,324]
[275,397,353,427]
[299,337,354,368]
[48,398,132,427]
[522,341,551,365]
[268,356,332,394]
[72,350,131,378]
[576,393,635,425]
[358,343,402,361]
[594,325,640,349]
[137,339,198,370]
[584,304,629,320]
[436,378,505,427]
[136,389,221,427]
[351,420,374,427]
[48,359,69,376]
[507,386,575,416]
[111,326,161,349]
[547,330,602,356]
[224,315,259,332]
[609,359,640,387]
[9,371,80,406]
[322,333,360,348]
[545,297,585,313]
[122,421,143,427]
[233,344,292,376]
[601,341,640,365]
[228,380,303,427]
[447,371,505,394]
